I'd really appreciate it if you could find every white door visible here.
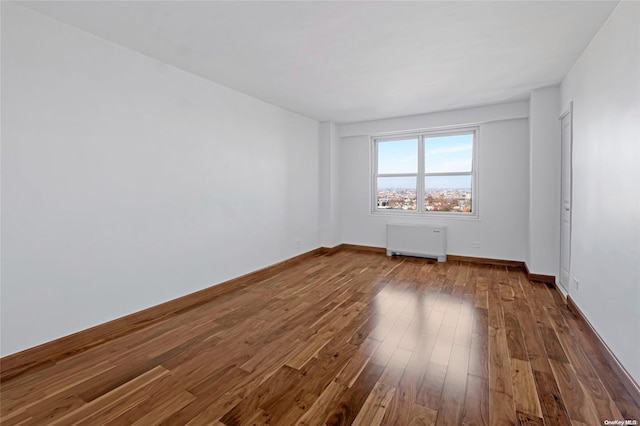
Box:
[560,105,573,293]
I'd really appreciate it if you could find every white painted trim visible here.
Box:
[559,101,573,294]
[559,100,573,120]
[340,100,529,138]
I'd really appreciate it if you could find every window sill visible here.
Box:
[370,209,479,221]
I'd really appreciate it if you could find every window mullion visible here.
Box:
[417,134,425,213]
[423,171,473,177]
[376,173,420,178]
[373,139,378,212]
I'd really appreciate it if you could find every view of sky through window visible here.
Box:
[425,134,473,175]
[377,139,418,174]
[377,134,473,189]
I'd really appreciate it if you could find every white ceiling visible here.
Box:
[18,1,619,123]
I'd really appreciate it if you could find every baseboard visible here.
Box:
[319,244,344,254]
[527,272,556,284]
[340,244,386,254]
[320,243,386,254]
[567,296,640,406]
[0,247,325,382]
[447,254,526,269]
[522,262,556,285]
[337,245,557,287]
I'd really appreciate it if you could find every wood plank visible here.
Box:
[533,370,571,425]
[588,352,640,411]
[453,309,475,348]
[540,327,569,363]
[469,307,489,379]
[297,380,348,426]
[429,325,456,366]
[462,374,488,426]
[488,326,513,397]
[129,391,195,425]
[1,360,114,420]
[262,338,359,424]
[162,393,241,426]
[415,362,448,411]
[614,400,640,423]
[24,394,86,425]
[218,365,303,425]
[488,390,517,426]
[576,373,624,423]
[74,373,185,425]
[550,360,598,424]
[407,403,438,426]
[551,322,597,379]
[513,297,552,375]
[503,307,527,361]
[0,408,33,426]
[321,362,385,426]
[378,348,412,387]
[284,302,364,369]
[475,278,489,309]
[371,309,414,366]
[509,358,542,418]
[436,344,470,426]
[351,381,396,426]
[381,331,435,426]
[335,339,379,388]
[515,411,544,425]
[48,366,170,425]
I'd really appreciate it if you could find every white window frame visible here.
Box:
[371,126,479,218]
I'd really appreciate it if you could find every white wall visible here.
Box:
[528,87,561,280]
[0,3,319,356]
[560,1,640,383]
[319,122,341,248]
[338,103,530,262]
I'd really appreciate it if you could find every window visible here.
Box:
[373,128,477,216]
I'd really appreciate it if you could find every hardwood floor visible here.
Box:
[1,250,638,425]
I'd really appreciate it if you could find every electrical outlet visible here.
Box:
[573,277,579,291]
[471,242,480,248]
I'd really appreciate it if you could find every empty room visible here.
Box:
[1,1,638,425]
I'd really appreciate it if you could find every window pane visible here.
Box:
[377,176,417,210]
[424,175,472,213]
[424,133,473,173]
[377,139,418,174]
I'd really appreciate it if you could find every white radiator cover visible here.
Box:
[386,224,447,262]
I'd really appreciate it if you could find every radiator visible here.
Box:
[386,224,447,262]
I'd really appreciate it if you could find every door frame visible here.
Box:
[559,101,573,294]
